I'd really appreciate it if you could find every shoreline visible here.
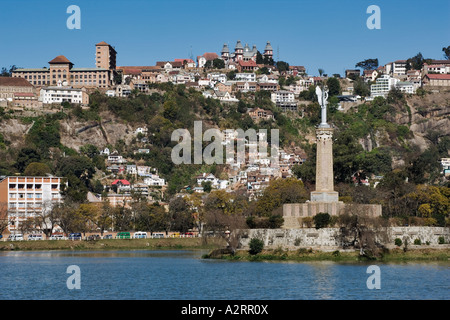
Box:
[1,239,449,263]
[0,237,225,252]
[203,247,450,263]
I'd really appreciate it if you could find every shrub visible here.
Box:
[332,250,340,257]
[246,216,256,229]
[424,218,437,226]
[438,236,445,245]
[414,239,422,245]
[313,212,331,229]
[248,238,264,255]
[394,238,403,247]
[268,215,284,228]
[329,215,339,227]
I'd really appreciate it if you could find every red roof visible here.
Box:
[174,59,195,64]
[111,179,130,185]
[201,52,219,61]
[48,55,72,64]
[424,74,450,80]
[363,69,376,75]
[14,92,35,97]
[96,41,109,46]
[238,60,257,67]
[0,76,33,87]
[431,60,450,65]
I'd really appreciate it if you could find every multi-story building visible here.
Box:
[12,41,115,88]
[392,60,407,75]
[370,75,399,97]
[396,81,417,94]
[0,176,63,231]
[248,107,274,122]
[39,80,89,105]
[95,41,117,70]
[0,76,39,108]
[422,74,450,87]
[235,73,256,82]
[271,90,298,112]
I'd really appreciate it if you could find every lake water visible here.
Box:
[0,250,448,300]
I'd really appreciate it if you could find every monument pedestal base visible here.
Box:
[310,191,339,203]
[282,202,383,229]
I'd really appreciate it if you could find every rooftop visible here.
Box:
[48,55,73,64]
[0,76,33,87]
[424,74,450,80]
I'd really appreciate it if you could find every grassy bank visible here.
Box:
[203,248,450,263]
[0,237,226,251]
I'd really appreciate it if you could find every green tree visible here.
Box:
[23,162,51,176]
[406,52,431,71]
[249,238,264,255]
[326,77,341,97]
[443,45,450,60]
[15,147,41,173]
[355,58,379,70]
[256,51,264,64]
[202,181,212,193]
[169,197,194,233]
[353,77,370,96]
[255,178,308,216]
[313,213,331,229]
[276,61,289,72]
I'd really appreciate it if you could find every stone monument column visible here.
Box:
[310,85,339,203]
[310,127,339,202]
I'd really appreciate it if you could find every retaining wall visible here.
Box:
[238,227,450,250]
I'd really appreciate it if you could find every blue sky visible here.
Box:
[1,0,449,76]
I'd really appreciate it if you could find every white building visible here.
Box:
[271,90,295,103]
[235,73,256,82]
[396,81,417,94]
[370,75,399,97]
[0,176,64,231]
[212,91,239,102]
[207,73,227,84]
[39,81,88,105]
[392,60,407,75]
[135,127,148,135]
[143,174,166,186]
[107,151,126,164]
[126,165,137,175]
[271,90,298,111]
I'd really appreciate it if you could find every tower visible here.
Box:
[263,41,273,61]
[234,40,243,61]
[95,41,117,71]
[48,55,73,85]
[221,43,230,61]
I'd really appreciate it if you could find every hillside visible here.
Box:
[0,85,449,200]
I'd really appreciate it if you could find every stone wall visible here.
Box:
[282,202,382,220]
[238,227,450,251]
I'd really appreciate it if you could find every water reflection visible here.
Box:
[308,262,337,299]
[0,250,448,300]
